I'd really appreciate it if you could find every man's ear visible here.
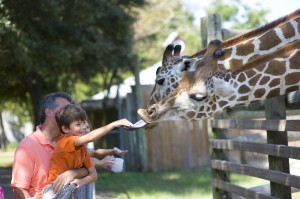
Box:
[45,108,53,117]
[212,77,235,97]
[61,125,70,134]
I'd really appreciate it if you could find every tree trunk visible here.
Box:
[0,112,7,151]
[26,71,42,127]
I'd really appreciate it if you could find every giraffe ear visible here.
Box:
[212,77,235,97]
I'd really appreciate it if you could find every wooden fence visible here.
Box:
[202,13,300,199]
[210,97,300,199]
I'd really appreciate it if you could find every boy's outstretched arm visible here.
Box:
[75,119,133,147]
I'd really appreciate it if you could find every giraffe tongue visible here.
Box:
[122,119,147,131]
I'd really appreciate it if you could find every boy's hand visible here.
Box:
[114,119,133,128]
[71,178,85,189]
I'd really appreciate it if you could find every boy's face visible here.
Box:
[63,120,90,136]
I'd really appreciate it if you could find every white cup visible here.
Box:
[111,158,124,173]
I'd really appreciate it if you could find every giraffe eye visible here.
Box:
[189,93,207,101]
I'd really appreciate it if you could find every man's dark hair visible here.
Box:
[39,92,72,124]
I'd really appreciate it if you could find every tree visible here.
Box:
[132,0,201,69]
[205,0,269,29]
[0,0,144,126]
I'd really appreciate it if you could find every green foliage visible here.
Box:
[206,0,270,29]
[132,0,201,69]
[0,0,145,125]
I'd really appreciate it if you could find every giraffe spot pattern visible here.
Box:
[282,21,296,39]
[187,111,195,118]
[289,51,300,69]
[238,85,250,94]
[269,79,281,88]
[259,30,282,51]
[253,88,266,98]
[246,70,256,78]
[229,59,243,70]
[259,76,270,85]
[265,60,286,75]
[237,95,250,101]
[237,73,246,82]
[267,88,281,98]
[286,86,300,93]
[249,74,261,86]
[236,40,255,56]
[286,72,300,85]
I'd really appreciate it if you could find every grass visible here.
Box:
[3,144,299,198]
[95,168,268,199]
[0,143,17,168]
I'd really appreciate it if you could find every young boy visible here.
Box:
[43,104,133,198]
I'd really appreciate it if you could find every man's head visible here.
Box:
[39,92,73,124]
[55,104,89,136]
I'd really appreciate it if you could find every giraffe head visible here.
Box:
[139,40,230,122]
[147,44,199,107]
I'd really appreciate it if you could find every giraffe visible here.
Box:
[147,9,300,108]
[138,20,300,123]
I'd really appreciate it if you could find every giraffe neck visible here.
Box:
[190,9,300,59]
[194,17,300,73]
[197,48,300,119]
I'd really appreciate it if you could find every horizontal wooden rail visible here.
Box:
[212,179,278,199]
[210,139,300,159]
[210,119,300,131]
[211,160,300,189]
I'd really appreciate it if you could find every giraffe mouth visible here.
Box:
[137,108,156,123]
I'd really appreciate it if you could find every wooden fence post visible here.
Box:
[203,13,232,199]
[265,95,291,198]
[132,57,148,172]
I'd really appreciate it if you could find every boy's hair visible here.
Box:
[55,104,88,133]
[39,92,73,124]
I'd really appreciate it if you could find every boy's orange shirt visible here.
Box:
[48,134,94,183]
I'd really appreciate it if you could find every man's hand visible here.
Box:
[51,170,77,192]
[92,155,115,170]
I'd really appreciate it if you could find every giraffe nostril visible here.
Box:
[147,107,156,116]
[156,78,165,85]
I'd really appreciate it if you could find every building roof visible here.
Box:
[90,62,160,100]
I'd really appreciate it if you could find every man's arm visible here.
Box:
[71,167,97,188]
[89,148,128,158]
[51,167,89,192]
[12,187,31,199]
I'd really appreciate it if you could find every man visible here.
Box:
[11,92,87,199]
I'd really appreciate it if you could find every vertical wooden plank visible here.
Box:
[207,13,223,42]
[133,57,148,172]
[265,95,291,199]
[201,17,208,48]
[204,13,231,199]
